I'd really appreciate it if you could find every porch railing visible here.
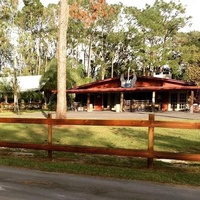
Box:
[124,100,160,112]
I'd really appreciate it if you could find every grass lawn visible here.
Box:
[0,121,200,187]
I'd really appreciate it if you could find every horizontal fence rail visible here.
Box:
[1,118,200,129]
[0,114,200,168]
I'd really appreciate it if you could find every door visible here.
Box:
[94,94,103,111]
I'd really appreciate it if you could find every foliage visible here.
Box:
[20,90,44,103]
[67,0,118,80]
[172,31,200,82]
[15,0,45,75]
[40,56,90,110]
[185,65,200,86]
[40,58,91,90]
[18,0,44,31]
[123,0,190,76]
[0,78,13,103]
[0,0,200,85]
[0,0,16,71]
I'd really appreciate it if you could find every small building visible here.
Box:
[0,75,43,110]
[66,75,200,112]
[16,75,42,92]
[0,75,42,93]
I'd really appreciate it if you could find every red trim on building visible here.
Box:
[51,76,199,112]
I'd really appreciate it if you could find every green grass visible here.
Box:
[0,152,200,187]
[1,123,198,153]
[0,122,200,187]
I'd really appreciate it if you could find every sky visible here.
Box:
[39,0,200,32]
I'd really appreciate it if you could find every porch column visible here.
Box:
[120,92,124,112]
[152,91,156,112]
[189,90,194,113]
[108,93,111,110]
[87,93,91,112]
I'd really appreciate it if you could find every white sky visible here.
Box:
[39,0,200,32]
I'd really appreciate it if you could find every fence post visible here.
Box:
[48,113,53,158]
[147,114,155,168]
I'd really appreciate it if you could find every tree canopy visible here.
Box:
[0,0,200,85]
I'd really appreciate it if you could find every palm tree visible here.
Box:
[40,58,90,108]
[0,78,13,103]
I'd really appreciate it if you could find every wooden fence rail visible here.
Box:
[0,114,200,168]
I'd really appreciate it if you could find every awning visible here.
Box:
[51,86,200,94]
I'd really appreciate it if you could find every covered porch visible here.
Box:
[63,76,199,113]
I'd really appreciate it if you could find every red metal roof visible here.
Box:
[74,76,194,89]
[52,76,199,94]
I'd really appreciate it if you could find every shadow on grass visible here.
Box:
[110,127,200,153]
[41,110,48,118]
[0,123,48,143]
[0,123,199,154]
[0,120,200,183]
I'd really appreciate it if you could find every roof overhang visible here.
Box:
[52,86,200,94]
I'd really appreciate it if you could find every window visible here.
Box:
[170,93,177,110]
[180,93,187,109]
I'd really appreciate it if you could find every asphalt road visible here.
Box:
[0,166,200,200]
[64,110,200,120]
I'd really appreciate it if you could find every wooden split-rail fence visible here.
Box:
[0,113,200,168]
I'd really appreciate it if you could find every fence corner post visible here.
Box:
[48,113,53,159]
[147,113,155,168]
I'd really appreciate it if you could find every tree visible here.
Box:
[125,0,190,76]
[40,58,89,109]
[0,78,13,103]
[56,0,69,119]
[69,0,116,80]
[56,0,113,118]
[174,31,200,85]
[16,0,44,75]
[186,64,200,86]
[40,58,89,89]
[20,90,42,103]
[0,0,17,71]
[0,28,12,71]
[88,3,120,80]
[41,4,59,72]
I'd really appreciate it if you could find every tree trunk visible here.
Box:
[13,56,19,114]
[87,36,92,78]
[111,56,114,78]
[56,0,69,119]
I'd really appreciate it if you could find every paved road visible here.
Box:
[64,110,200,120]
[0,166,200,200]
